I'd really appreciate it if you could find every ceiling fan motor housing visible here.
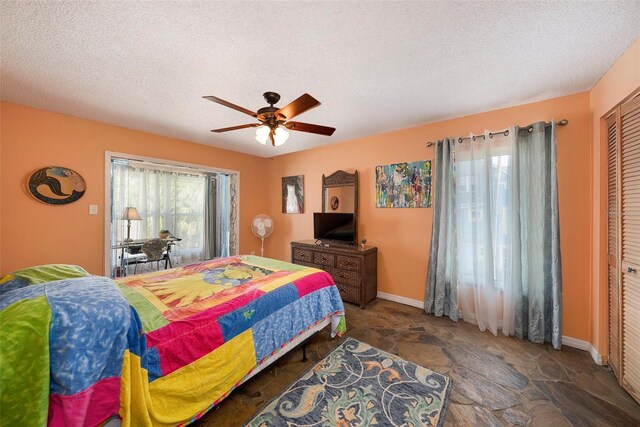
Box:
[256,108,281,128]
[258,92,284,125]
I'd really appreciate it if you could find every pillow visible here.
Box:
[0,274,28,295]
[10,264,90,285]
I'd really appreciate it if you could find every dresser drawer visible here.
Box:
[314,252,335,267]
[334,283,360,305]
[336,255,361,272]
[292,248,313,263]
[328,268,361,287]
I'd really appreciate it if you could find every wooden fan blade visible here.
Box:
[276,94,320,120]
[211,123,260,133]
[203,96,257,117]
[285,121,336,136]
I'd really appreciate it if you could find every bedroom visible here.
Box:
[1,1,640,426]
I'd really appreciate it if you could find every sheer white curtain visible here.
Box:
[455,130,516,335]
[111,160,207,269]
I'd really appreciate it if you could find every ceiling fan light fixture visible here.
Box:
[255,125,270,145]
[205,92,334,147]
[273,126,289,146]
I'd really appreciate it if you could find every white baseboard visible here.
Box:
[376,291,604,365]
[561,335,590,351]
[561,335,603,364]
[376,291,424,309]
[589,345,604,365]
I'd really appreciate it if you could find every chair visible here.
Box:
[140,238,170,271]
[123,249,146,275]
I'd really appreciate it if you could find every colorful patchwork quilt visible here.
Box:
[0,256,346,426]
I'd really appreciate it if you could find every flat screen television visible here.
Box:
[313,212,355,244]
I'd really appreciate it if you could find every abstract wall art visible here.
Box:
[375,160,432,208]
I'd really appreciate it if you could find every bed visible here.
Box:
[0,256,346,426]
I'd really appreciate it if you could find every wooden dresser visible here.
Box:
[290,240,377,308]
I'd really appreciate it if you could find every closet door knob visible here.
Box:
[628,267,637,274]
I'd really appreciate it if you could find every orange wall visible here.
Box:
[590,38,640,358]
[0,101,267,275]
[265,92,592,342]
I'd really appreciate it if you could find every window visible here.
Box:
[109,157,238,277]
[455,147,512,289]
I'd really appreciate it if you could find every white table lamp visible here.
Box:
[122,207,142,242]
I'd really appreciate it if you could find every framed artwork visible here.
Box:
[282,175,304,214]
[375,160,432,208]
[27,166,86,205]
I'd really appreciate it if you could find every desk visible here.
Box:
[112,238,178,277]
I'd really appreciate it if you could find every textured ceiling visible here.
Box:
[1,2,639,157]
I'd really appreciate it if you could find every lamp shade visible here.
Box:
[122,207,142,221]
[255,125,270,145]
[273,126,289,146]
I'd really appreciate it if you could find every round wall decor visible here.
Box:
[28,166,86,205]
[330,196,339,210]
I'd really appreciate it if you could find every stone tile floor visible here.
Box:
[195,299,640,426]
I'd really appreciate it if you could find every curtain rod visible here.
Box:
[425,119,568,147]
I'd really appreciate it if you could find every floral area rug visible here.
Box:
[245,338,452,427]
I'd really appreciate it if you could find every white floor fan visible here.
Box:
[251,214,273,257]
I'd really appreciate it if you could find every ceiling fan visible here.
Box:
[203,92,336,147]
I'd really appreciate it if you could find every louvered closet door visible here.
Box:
[608,112,621,378]
[620,94,640,403]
